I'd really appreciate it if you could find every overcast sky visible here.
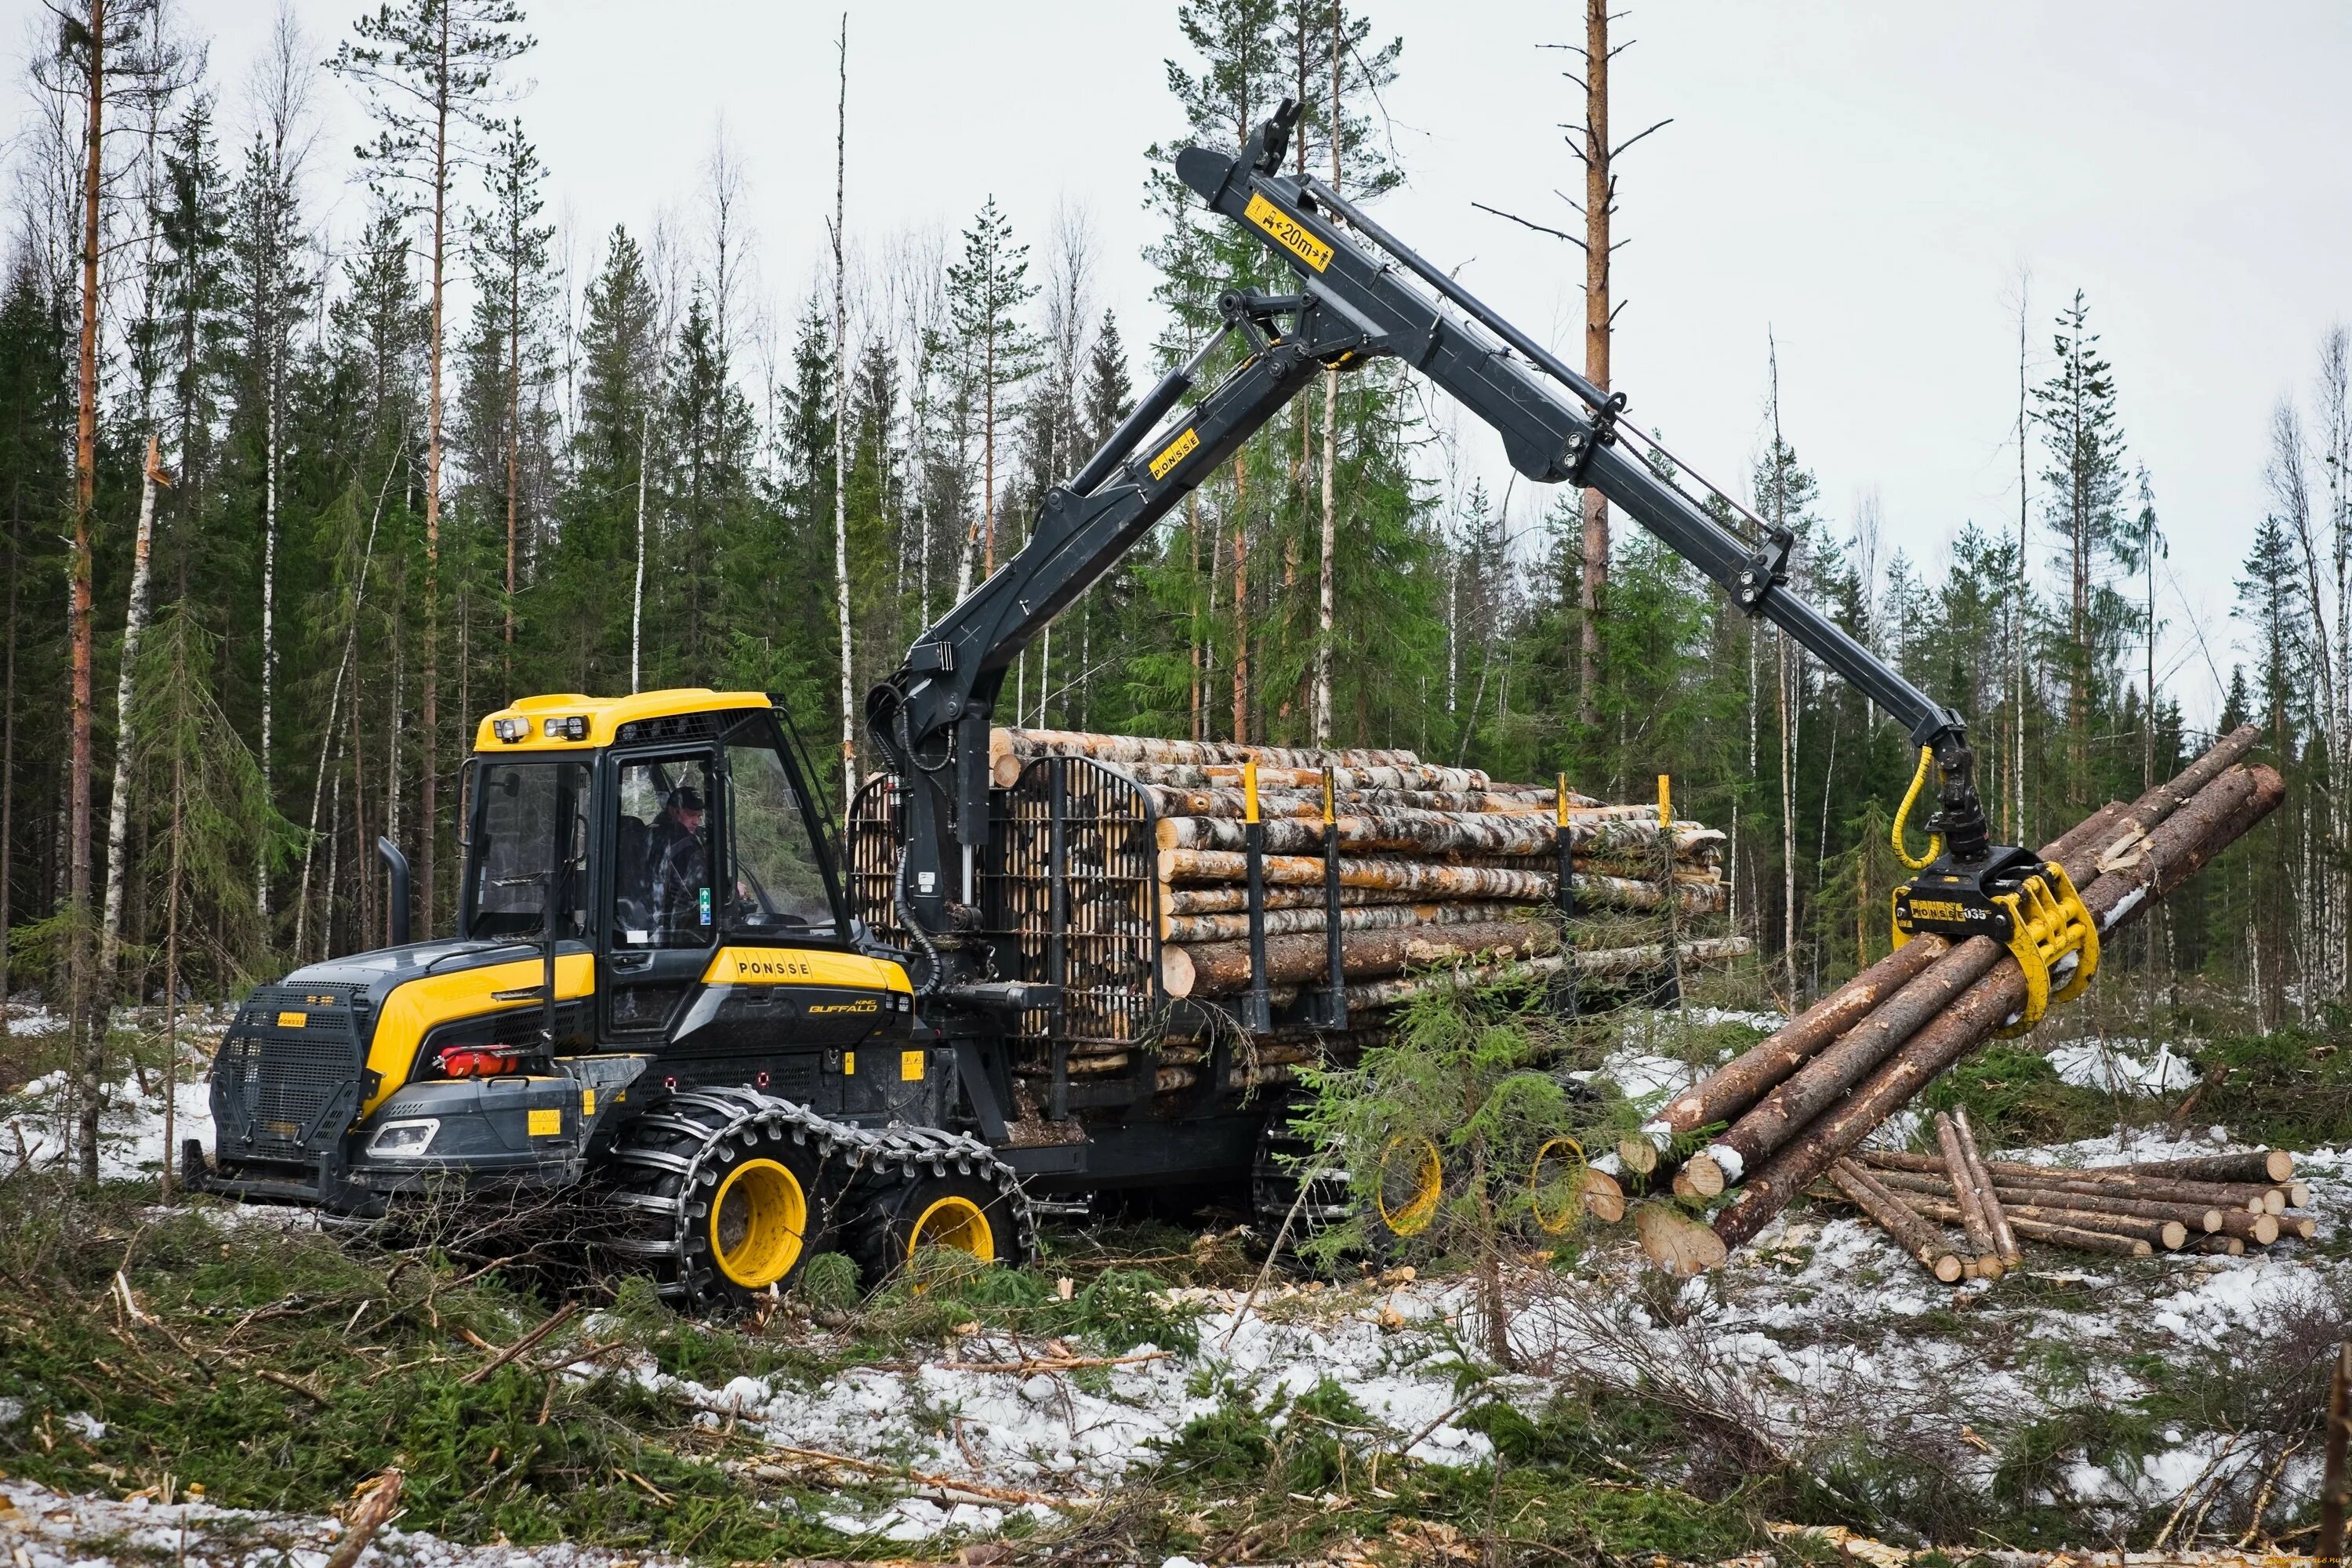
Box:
[20,1,2352,731]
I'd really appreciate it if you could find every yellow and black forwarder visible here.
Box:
[195,690,1038,1308]
[194,104,2091,1311]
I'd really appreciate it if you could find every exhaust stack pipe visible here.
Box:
[378,837,411,946]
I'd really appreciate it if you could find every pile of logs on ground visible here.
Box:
[1821,1120,2310,1280]
[1617,724,2288,1273]
[988,730,1741,1006]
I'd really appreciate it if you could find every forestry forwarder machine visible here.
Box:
[190,103,2092,1312]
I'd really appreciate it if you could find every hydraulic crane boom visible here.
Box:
[869,102,2027,997]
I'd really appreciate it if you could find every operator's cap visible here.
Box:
[667,786,706,813]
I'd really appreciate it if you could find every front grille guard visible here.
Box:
[210,984,366,1166]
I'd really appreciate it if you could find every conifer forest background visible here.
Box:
[5,0,2347,1072]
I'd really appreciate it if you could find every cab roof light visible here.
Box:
[542,715,587,741]
[492,717,529,742]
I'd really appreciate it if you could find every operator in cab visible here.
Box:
[647,785,711,937]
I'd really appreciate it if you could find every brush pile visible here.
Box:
[1616,724,2287,1272]
[1824,1138,2311,1279]
[989,728,1746,1011]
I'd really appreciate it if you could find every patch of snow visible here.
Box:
[2,1060,217,1182]
[638,1281,1490,1523]
[0,1475,688,1568]
[2045,1038,2200,1096]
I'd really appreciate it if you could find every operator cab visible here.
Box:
[465,691,862,1047]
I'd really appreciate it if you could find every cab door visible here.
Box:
[600,748,719,1042]
[692,712,920,1116]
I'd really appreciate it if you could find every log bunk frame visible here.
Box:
[847,749,1696,1140]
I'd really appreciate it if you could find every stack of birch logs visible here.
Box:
[1828,1134,2310,1280]
[986,728,1749,1022]
[1618,724,2288,1273]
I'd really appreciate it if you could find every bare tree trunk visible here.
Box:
[1231,453,1249,742]
[418,4,453,942]
[504,238,519,689]
[831,14,855,802]
[1313,2,1340,747]
[0,495,20,1040]
[1577,0,1611,734]
[2014,277,2030,843]
[1188,492,1202,740]
[71,0,107,1182]
[259,357,277,920]
[631,406,648,692]
[159,716,183,1200]
[100,439,165,975]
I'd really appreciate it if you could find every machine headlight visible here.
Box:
[491,717,529,742]
[367,1118,441,1157]
[542,715,586,740]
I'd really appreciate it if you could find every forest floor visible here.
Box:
[2,997,2349,1566]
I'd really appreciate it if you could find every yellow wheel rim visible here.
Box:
[1528,1136,1588,1235]
[710,1159,808,1289]
[907,1195,996,1264]
[1376,1136,1443,1237]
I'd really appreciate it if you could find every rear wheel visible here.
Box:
[604,1089,844,1313]
[844,1137,1032,1289]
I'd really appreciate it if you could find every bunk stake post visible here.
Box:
[1654,772,1683,1009]
[1312,764,1348,1029]
[1241,758,1273,1033]
[1048,756,1070,1121]
[1554,772,1577,1022]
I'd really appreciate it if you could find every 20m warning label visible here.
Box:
[1244,192,1332,272]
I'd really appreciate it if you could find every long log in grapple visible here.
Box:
[193,103,2131,1311]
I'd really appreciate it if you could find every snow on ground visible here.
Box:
[0,1475,686,1568]
[2045,1036,2201,1096]
[1,1006,226,1181]
[651,1279,1490,1542]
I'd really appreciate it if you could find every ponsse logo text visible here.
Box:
[735,957,815,978]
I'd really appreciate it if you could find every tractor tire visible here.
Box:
[840,1128,1034,1290]
[601,1087,850,1315]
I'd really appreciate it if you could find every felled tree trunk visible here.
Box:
[1711,756,2283,1251]
[2118,1149,2294,1185]
[1160,849,1558,900]
[1624,936,1950,1174]
[1827,1158,1966,1283]
[1162,919,1555,999]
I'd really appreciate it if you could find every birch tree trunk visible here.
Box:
[100,438,165,976]
[831,14,855,802]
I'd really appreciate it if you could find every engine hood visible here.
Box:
[281,937,549,996]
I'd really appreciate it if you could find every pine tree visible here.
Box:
[943,198,1040,593]
[2034,289,2129,811]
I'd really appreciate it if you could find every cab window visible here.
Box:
[466,760,590,941]
[723,727,837,936]
[612,755,716,949]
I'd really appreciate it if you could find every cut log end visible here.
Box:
[1579,1167,1627,1224]
[2159,1219,2188,1250]
[1681,1154,1726,1198]
[1931,1253,1965,1284]
[1635,1203,1729,1276]
[1617,1136,1661,1177]
[2251,1214,2281,1246]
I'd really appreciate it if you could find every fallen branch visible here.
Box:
[460,1301,579,1387]
[321,1470,404,1568]
[760,1441,1081,1509]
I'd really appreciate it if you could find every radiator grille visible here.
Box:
[212,986,365,1160]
